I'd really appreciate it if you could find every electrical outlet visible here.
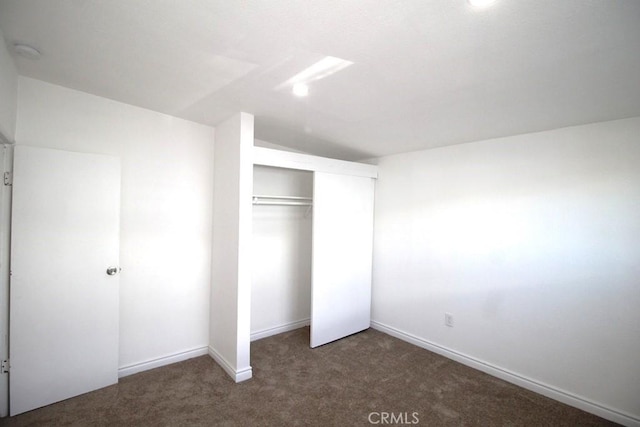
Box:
[445,313,454,327]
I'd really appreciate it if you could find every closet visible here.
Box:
[209,112,377,382]
[251,166,313,341]
[251,163,376,348]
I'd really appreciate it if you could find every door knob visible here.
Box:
[106,267,120,276]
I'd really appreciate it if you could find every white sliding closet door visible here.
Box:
[10,146,121,415]
[311,172,375,348]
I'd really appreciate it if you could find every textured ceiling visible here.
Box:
[1,0,639,160]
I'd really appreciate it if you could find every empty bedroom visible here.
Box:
[0,1,638,426]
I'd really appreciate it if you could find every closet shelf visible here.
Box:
[252,195,313,206]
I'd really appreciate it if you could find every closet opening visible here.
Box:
[251,165,313,342]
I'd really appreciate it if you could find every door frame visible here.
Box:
[0,141,13,418]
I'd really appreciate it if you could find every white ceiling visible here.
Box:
[1,0,639,160]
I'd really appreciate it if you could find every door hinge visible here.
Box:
[3,171,12,186]
[1,359,8,373]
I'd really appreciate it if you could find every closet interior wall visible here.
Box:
[251,165,313,340]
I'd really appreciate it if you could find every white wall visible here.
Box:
[209,112,253,382]
[15,77,214,372]
[372,117,640,425]
[251,166,312,339]
[0,29,17,142]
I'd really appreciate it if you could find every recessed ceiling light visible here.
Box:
[14,44,42,60]
[292,83,309,97]
[468,0,496,8]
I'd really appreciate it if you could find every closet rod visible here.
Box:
[252,195,312,201]
[252,200,312,206]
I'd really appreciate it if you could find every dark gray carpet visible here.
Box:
[1,328,616,426]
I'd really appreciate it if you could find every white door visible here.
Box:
[10,145,121,415]
[311,172,375,348]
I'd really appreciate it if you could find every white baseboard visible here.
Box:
[207,346,252,383]
[370,320,639,427]
[251,318,310,342]
[118,346,208,378]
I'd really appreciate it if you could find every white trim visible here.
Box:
[235,366,253,383]
[0,144,11,418]
[370,321,639,427]
[253,147,378,179]
[208,346,253,383]
[251,318,310,342]
[118,346,208,378]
